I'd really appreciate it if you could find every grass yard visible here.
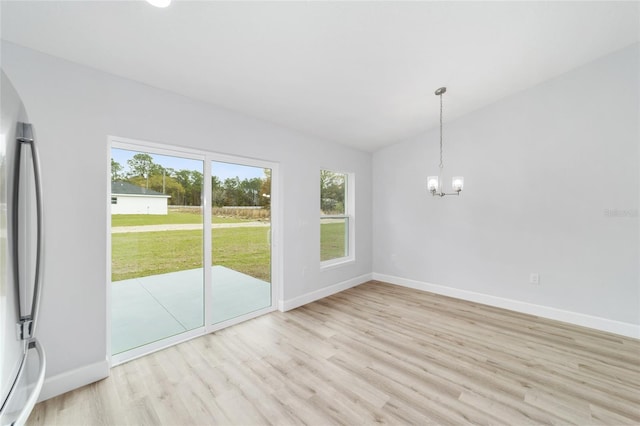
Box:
[112,212,253,227]
[213,227,271,281]
[112,227,271,282]
[111,218,346,282]
[320,221,347,262]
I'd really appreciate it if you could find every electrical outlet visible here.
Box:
[529,273,540,285]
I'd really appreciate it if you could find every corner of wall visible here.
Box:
[38,359,110,403]
[280,273,372,311]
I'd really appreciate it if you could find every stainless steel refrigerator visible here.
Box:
[0,70,46,425]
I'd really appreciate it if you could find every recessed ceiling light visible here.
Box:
[146,0,171,8]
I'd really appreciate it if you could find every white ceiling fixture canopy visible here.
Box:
[145,0,171,9]
[1,1,638,152]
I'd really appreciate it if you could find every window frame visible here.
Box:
[320,169,355,268]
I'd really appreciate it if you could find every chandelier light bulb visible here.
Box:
[452,176,464,192]
[427,176,439,192]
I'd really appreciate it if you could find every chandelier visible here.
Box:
[427,87,464,197]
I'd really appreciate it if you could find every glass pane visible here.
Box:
[320,171,346,215]
[111,148,204,355]
[321,217,348,261]
[211,161,271,324]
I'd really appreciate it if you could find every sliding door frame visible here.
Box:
[106,136,281,366]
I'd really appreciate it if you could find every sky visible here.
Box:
[111,148,267,181]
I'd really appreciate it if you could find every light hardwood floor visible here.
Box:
[28,281,640,425]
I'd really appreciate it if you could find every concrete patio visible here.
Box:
[111,266,271,354]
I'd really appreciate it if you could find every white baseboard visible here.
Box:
[38,359,110,402]
[279,273,372,312]
[372,273,640,339]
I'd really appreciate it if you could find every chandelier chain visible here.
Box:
[439,92,444,171]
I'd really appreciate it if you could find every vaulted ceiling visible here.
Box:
[1,1,638,151]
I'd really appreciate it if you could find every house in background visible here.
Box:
[110,181,170,215]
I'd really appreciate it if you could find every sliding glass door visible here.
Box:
[210,161,272,324]
[110,147,204,355]
[109,139,278,363]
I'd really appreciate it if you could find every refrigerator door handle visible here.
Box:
[6,339,47,426]
[13,122,44,340]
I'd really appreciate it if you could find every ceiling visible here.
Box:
[1,1,638,152]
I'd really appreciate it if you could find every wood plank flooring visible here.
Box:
[28,281,640,425]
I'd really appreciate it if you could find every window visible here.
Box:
[111,196,118,204]
[320,170,353,265]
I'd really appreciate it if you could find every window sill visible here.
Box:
[320,256,355,270]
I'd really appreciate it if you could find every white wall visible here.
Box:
[1,42,372,397]
[373,44,639,333]
[111,195,168,215]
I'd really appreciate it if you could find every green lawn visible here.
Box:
[111,219,346,282]
[112,227,271,282]
[321,221,346,262]
[213,227,271,282]
[112,212,252,227]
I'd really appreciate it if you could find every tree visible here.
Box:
[240,178,262,206]
[260,169,271,209]
[211,176,225,207]
[111,158,123,181]
[127,153,155,188]
[190,171,203,206]
[174,169,193,205]
[223,177,241,206]
[173,169,203,206]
